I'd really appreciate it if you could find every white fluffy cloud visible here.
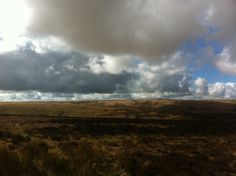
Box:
[194,77,208,96]
[194,77,236,99]
[209,82,236,98]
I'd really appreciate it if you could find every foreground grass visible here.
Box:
[0,100,235,175]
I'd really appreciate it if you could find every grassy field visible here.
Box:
[0,100,235,175]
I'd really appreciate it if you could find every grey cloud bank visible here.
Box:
[0,45,133,93]
[0,44,189,96]
[25,0,236,64]
[1,44,236,101]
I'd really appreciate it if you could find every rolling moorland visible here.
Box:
[0,99,235,175]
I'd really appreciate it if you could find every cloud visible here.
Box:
[0,43,192,98]
[129,52,191,94]
[208,83,226,97]
[193,77,236,99]
[194,77,208,96]
[25,0,236,63]
[1,41,236,100]
[1,0,236,100]
[88,55,132,74]
[215,47,236,75]
[0,90,133,101]
[26,0,220,62]
[0,44,134,93]
[209,1,236,43]
[209,82,236,98]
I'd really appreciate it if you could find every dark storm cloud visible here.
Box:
[0,43,192,95]
[0,44,134,93]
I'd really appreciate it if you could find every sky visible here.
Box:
[0,0,236,101]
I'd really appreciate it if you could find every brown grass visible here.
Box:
[0,100,235,175]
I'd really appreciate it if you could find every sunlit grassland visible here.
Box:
[0,100,235,175]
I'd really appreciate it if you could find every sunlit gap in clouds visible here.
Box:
[0,0,32,52]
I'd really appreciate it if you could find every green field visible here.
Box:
[0,100,235,175]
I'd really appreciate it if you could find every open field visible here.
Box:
[0,100,236,175]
